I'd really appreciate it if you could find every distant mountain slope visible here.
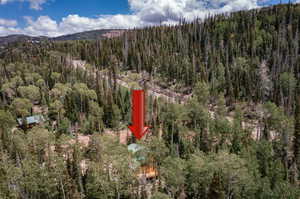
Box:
[0,35,48,46]
[53,29,125,41]
[0,29,125,46]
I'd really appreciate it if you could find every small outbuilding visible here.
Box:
[128,143,158,179]
[17,115,46,129]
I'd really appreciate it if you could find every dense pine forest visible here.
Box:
[1,3,300,199]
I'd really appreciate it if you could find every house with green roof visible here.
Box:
[17,115,46,129]
[127,143,157,179]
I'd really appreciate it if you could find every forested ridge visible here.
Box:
[0,3,300,199]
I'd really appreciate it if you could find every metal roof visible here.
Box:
[128,143,142,153]
[17,115,45,125]
[128,143,146,164]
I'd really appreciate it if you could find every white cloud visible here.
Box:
[28,0,47,10]
[0,18,17,26]
[0,0,11,4]
[0,26,21,36]
[23,16,59,36]
[0,0,47,10]
[0,18,20,36]
[58,14,143,34]
[130,0,259,23]
[0,0,286,37]
[11,14,143,37]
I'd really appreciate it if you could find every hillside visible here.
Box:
[0,29,125,46]
[54,29,125,41]
[0,34,48,46]
[0,3,300,199]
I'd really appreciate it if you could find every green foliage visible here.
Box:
[280,72,296,96]
[0,152,21,199]
[161,157,186,198]
[294,91,300,175]
[0,3,300,198]
[193,81,210,106]
[50,83,72,100]
[110,104,122,129]
[86,135,137,198]
[48,100,65,120]
[57,117,71,135]
[0,110,15,131]
[20,158,59,198]
[151,192,171,199]
[10,98,33,117]
[186,151,256,199]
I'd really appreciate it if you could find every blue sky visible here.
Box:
[0,0,297,37]
[0,0,131,27]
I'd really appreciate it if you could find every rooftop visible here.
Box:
[128,143,146,168]
[128,143,144,153]
[17,115,45,126]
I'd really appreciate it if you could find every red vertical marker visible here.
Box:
[128,89,150,140]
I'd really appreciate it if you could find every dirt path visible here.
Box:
[67,58,192,104]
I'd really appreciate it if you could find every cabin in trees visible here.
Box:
[17,115,46,129]
[128,143,158,179]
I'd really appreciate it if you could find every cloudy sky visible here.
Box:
[0,0,296,37]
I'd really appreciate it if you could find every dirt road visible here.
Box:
[68,58,269,141]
